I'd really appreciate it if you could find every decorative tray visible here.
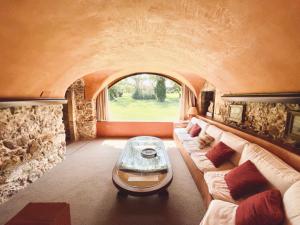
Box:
[141,148,157,158]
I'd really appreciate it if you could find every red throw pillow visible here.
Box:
[205,142,235,167]
[225,160,268,200]
[236,189,284,225]
[188,124,201,137]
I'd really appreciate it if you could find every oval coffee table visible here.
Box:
[112,136,173,196]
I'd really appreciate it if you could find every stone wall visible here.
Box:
[0,104,66,204]
[63,86,79,142]
[201,82,300,143]
[64,79,97,140]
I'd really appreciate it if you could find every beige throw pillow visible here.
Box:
[199,134,214,149]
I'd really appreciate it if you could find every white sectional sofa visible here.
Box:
[173,117,300,225]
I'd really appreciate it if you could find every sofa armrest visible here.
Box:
[173,120,189,128]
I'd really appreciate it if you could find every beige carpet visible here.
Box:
[0,139,206,225]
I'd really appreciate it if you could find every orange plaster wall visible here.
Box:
[83,70,119,100]
[0,0,300,99]
[97,121,173,138]
[177,72,206,97]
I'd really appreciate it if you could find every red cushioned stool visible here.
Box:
[5,202,71,225]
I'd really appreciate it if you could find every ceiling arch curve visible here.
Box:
[82,67,205,100]
[0,0,300,99]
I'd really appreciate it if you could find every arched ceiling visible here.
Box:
[82,68,206,100]
[0,0,300,99]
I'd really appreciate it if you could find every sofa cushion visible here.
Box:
[236,189,284,225]
[176,132,194,142]
[181,134,214,155]
[206,142,235,167]
[239,144,300,194]
[283,181,300,225]
[182,140,201,154]
[196,119,209,136]
[204,170,237,203]
[205,125,224,144]
[185,120,194,132]
[190,117,199,124]
[188,123,201,137]
[220,132,248,165]
[191,152,235,172]
[181,117,200,134]
[225,160,269,200]
[200,200,237,225]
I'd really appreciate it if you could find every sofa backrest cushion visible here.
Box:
[190,117,209,136]
[197,120,209,136]
[185,121,194,132]
[205,125,224,144]
[190,117,198,124]
[220,132,249,165]
[283,181,300,225]
[239,144,300,194]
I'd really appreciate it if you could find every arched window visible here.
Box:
[108,73,181,121]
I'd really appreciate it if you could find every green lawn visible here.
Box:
[108,93,180,121]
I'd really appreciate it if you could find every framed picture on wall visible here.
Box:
[228,105,245,123]
[286,110,300,141]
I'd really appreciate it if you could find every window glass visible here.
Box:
[108,74,181,121]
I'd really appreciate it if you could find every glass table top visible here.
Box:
[117,136,168,173]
